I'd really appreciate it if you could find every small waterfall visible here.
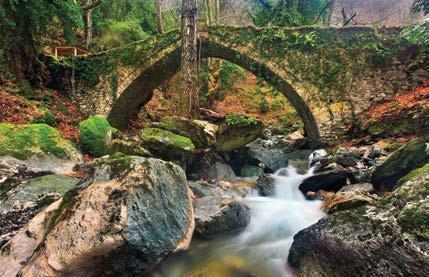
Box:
[156,166,325,276]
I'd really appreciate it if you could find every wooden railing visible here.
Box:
[53,46,89,58]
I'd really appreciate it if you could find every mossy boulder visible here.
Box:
[110,138,152,157]
[79,116,116,157]
[0,123,81,161]
[154,117,211,149]
[288,162,429,276]
[140,128,196,159]
[240,165,264,177]
[1,156,195,276]
[371,138,429,190]
[215,115,263,152]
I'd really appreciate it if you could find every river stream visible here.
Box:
[154,166,325,277]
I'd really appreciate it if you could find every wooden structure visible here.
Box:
[53,46,89,58]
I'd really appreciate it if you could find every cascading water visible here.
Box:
[155,166,325,277]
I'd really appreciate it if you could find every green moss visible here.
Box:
[33,111,57,126]
[79,116,116,157]
[397,163,429,186]
[8,175,79,203]
[0,123,79,160]
[140,127,195,158]
[372,139,429,188]
[104,152,133,176]
[225,114,261,127]
[399,204,429,240]
[157,117,209,149]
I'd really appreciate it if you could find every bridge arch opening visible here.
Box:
[108,38,320,143]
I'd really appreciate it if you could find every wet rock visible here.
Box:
[0,199,62,277]
[110,138,152,157]
[372,138,429,190]
[215,115,263,152]
[288,164,429,276]
[241,138,289,172]
[79,116,116,157]
[0,174,80,246]
[240,165,264,177]
[299,170,353,195]
[140,127,196,159]
[255,174,276,196]
[308,149,328,167]
[194,196,250,238]
[186,151,221,180]
[321,183,377,214]
[193,120,219,146]
[188,181,219,198]
[153,117,212,148]
[2,156,194,276]
[226,134,291,174]
[335,154,358,168]
[207,162,236,181]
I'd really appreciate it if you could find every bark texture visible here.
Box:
[179,0,199,118]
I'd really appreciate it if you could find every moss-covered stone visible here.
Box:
[154,117,210,149]
[371,138,429,190]
[110,139,152,157]
[215,115,263,152]
[288,160,429,276]
[0,123,80,160]
[79,116,116,157]
[140,127,195,159]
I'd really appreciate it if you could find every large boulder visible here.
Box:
[154,117,213,148]
[0,124,82,174]
[206,162,236,181]
[215,115,263,152]
[226,135,300,174]
[299,170,354,195]
[140,127,196,159]
[1,156,195,276]
[79,116,116,157]
[288,163,429,276]
[0,175,80,246]
[372,138,429,190]
[194,196,250,238]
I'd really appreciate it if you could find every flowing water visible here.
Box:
[154,166,325,277]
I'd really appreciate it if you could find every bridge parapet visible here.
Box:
[67,25,426,144]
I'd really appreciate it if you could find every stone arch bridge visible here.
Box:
[71,25,419,144]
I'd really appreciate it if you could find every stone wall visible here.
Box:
[66,25,428,144]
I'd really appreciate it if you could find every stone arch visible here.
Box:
[108,36,321,143]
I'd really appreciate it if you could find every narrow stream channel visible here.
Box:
[155,166,325,277]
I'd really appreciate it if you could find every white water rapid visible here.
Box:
[155,166,326,277]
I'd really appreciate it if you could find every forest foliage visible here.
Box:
[0,0,427,83]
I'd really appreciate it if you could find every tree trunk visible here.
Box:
[214,0,220,24]
[85,8,93,50]
[179,0,199,118]
[3,1,38,82]
[83,1,102,50]
[155,0,164,34]
[204,0,212,25]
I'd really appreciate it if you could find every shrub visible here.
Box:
[33,111,57,126]
[98,19,148,49]
[259,97,270,114]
